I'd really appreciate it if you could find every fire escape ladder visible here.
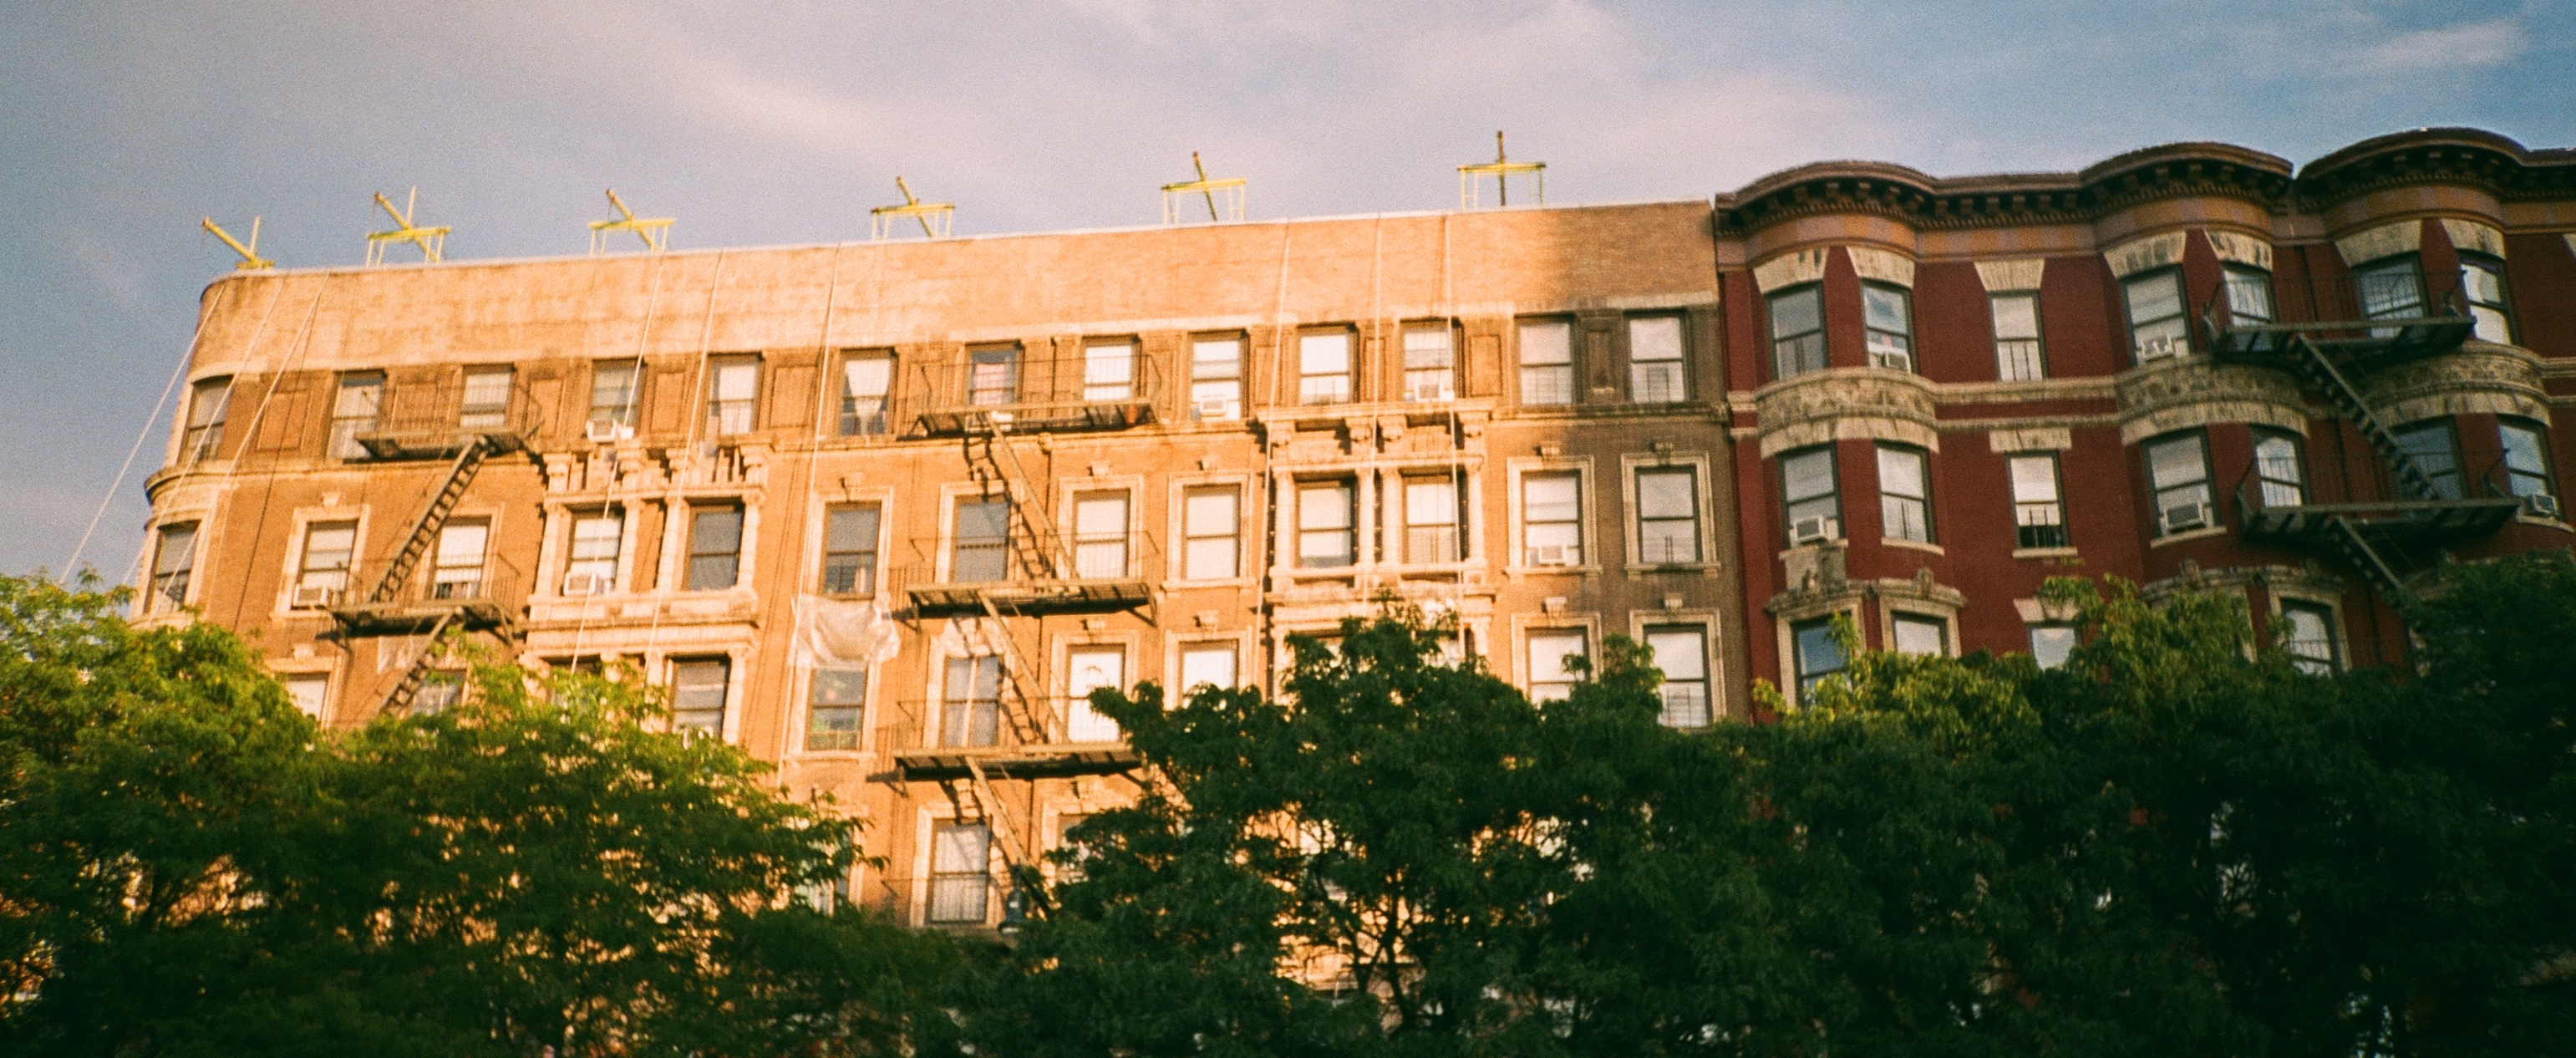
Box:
[963,427,1077,581]
[379,611,457,715]
[369,438,490,603]
[2328,516,2409,600]
[978,594,1059,745]
[961,756,1025,870]
[2282,335,2440,503]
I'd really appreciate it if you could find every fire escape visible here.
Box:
[894,348,1160,893]
[2202,271,2522,598]
[327,378,536,714]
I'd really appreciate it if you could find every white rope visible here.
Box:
[62,316,203,583]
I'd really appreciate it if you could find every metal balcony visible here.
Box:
[2200,269,2476,370]
[342,376,545,460]
[882,697,1142,781]
[908,348,1161,437]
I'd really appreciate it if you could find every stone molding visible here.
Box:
[2139,559,2347,608]
[1767,549,1964,623]
[2115,357,2310,444]
[2335,219,2420,265]
[2204,230,2274,269]
[2360,343,2551,425]
[1847,246,1916,288]
[2104,231,2187,278]
[1987,427,2073,452]
[2441,218,2507,258]
[1972,257,2045,292]
[1753,248,1830,292]
[1752,368,1940,456]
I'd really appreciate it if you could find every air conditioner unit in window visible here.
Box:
[2523,493,2562,519]
[1194,397,1239,420]
[1789,516,1839,546]
[291,585,338,608]
[585,420,634,444]
[1867,351,1913,371]
[2137,336,2186,361]
[1528,544,1573,567]
[1410,381,1456,402]
[561,572,607,597]
[2161,502,2212,534]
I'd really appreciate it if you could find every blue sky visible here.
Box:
[4,0,2570,580]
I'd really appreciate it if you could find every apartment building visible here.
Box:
[135,126,2576,926]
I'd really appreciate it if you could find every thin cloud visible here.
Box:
[2349,18,2527,72]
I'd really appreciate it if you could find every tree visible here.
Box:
[0,574,953,1056]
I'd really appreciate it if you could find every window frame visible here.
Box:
[1071,489,1132,579]
[965,345,1019,408]
[328,371,384,460]
[805,666,868,752]
[1516,318,1576,407]
[429,517,490,599]
[838,349,896,436]
[684,501,745,591]
[1625,313,1689,403]
[1779,445,1842,542]
[2007,452,2068,550]
[1401,471,1468,565]
[1861,282,1914,372]
[2353,254,2427,324]
[926,820,993,925]
[2028,623,2077,669]
[1517,468,1586,568]
[1989,292,2045,382]
[1767,284,1827,380]
[2143,430,2216,537]
[1889,612,1950,657]
[1298,328,1356,405]
[1064,643,1128,742]
[292,519,359,609]
[1874,443,1934,544]
[149,521,200,613]
[2121,268,2190,363]
[1188,333,1245,420]
[458,367,512,429]
[704,355,763,437]
[1082,338,1137,403]
[2221,263,2276,327]
[1401,321,1458,403]
[820,502,882,596]
[670,655,733,736]
[941,654,1001,747]
[183,377,232,463]
[1631,462,1705,566]
[1295,477,1358,569]
[2279,600,2340,675]
[948,495,1012,583]
[1643,623,1711,728]
[2498,417,2556,510]
[1791,616,1847,697]
[2458,252,2515,344]
[1524,627,1589,703]
[562,507,623,594]
[588,361,641,431]
[2252,428,2307,508]
[2392,418,2464,500]
[1179,485,1242,582]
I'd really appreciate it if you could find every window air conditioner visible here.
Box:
[1528,544,1572,567]
[1410,382,1456,402]
[291,585,338,608]
[1867,351,1913,371]
[2161,502,2212,534]
[2137,336,2183,361]
[2523,493,2561,519]
[1194,397,1238,420]
[1789,516,1839,546]
[585,420,634,444]
[562,572,607,597]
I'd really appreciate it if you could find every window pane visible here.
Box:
[1794,620,1845,688]
[1862,286,1909,333]
[1769,287,1821,339]
[1892,615,1946,656]
[1519,321,1572,364]
[2146,435,2207,490]
[1875,446,1926,499]
[1628,316,1684,361]
[591,363,639,425]
[1075,494,1128,537]
[1299,484,1351,529]
[2008,455,2059,503]
[673,659,729,733]
[1066,647,1125,741]
[1990,294,2039,339]
[1193,337,1243,379]
[1181,645,1236,690]
[2030,625,2076,669]
[2394,423,2462,499]
[807,668,866,750]
[953,499,1009,582]
[1636,469,1696,519]
[1646,626,1709,728]
[283,674,328,720]
[1781,448,1835,503]
[1527,632,1585,700]
[2500,421,2551,498]
[2282,604,2336,674]
[1186,489,1237,536]
[2125,272,2182,323]
[1403,326,1454,369]
[2224,266,2274,323]
[1405,480,1457,526]
[1524,474,1578,522]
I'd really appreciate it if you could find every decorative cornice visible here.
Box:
[2296,128,2576,210]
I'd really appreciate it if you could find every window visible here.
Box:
[2280,602,2338,674]
[685,503,744,590]
[564,511,622,593]
[2354,257,2426,325]
[943,655,1000,746]
[927,822,992,923]
[1781,446,1841,542]
[1180,643,1237,691]
[459,367,511,428]
[806,668,866,751]
[840,353,892,435]
[1862,283,1913,371]
[1084,339,1136,401]
[1628,315,1687,401]
[968,346,1019,406]
[1403,323,1456,401]
[1065,646,1125,741]
[1298,330,1353,404]
[1791,618,1846,695]
[2008,454,2067,549]
[2122,270,2188,362]
[1181,486,1239,580]
[952,498,1010,582]
[2499,418,2556,511]
[1297,481,1356,568]
[1891,613,1948,656]
[671,657,730,734]
[183,378,231,462]
[2460,255,2513,343]
[429,519,488,599]
[1403,474,1464,563]
[2028,624,2076,669]
[1073,491,1130,578]
[1875,445,1933,543]
[1768,286,1826,379]
[413,672,464,715]
[589,362,640,431]
[1521,472,1582,566]
[1527,630,1587,703]
[1645,625,1710,728]
[1190,334,1243,420]
[149,522,198,613]
[293,521,357,608]
[2223,264,2275,327]
[1990,293,2045,382]
[2144,432,2214,535]
[1517,319,1574,405]
[706,356,760,436]
[282,674,329,720]
[1635,466,1702,563]
[2253,430,2306,507]
[328,372,384,460]
[2393,420,2462,500]
[821,504,881,595]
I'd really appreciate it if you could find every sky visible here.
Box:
[3,0,2571,582]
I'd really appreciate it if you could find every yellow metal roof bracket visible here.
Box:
[364,187,450,265]
[587,189,674,254]
[870,176,954,240]
[1160,151,1245,224]
[1457,130,1545,209]
[201,216,272,270]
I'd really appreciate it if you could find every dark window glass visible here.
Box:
[686,505,744,590]
[821,504,881,594]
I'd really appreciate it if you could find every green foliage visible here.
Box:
[963,557,2576,1057]
[0,574,952,1056]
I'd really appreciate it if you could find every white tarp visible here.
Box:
[794,597,903,668]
